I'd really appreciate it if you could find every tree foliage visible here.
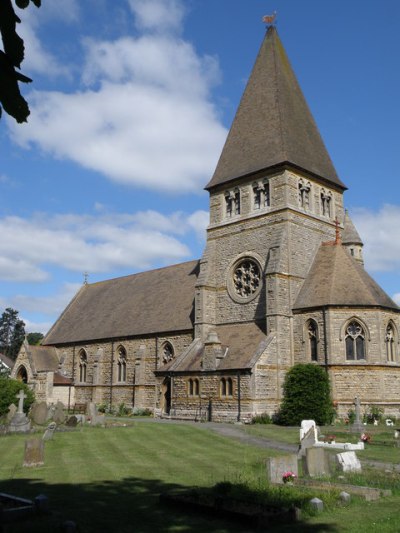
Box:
[277,364,333,426]
[0,0,41,123]
[0,377,34,417]
[27,332,44,345]
[0,307,25,360]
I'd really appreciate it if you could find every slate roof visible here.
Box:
[158,322,268,372]
[206,26,346,191]
[293,243,398,311]
[27,345,59,372]
[342,210,363,245]
[43,260,199,345]
[0,353,15,370]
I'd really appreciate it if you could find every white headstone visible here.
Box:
[336,451,362,473]
[300,420,318,441]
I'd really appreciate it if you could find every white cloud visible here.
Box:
[129,0,185,33]
[0,209,205,283]
[13,282,81,317]
[352,205,400,272]
[9,1,226,193]
[392,293,400,306]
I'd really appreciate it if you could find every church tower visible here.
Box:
[195,26,347,375]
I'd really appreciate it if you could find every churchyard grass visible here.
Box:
[0,421,399,532]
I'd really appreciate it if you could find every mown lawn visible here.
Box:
[0,421,399,532]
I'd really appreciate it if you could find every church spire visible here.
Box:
[206,26,346,191]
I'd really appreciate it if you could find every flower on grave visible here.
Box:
[361,432,371,443]
[282,471,296,484]
[324,434,336,443]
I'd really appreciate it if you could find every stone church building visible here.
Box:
[12,26,400,422]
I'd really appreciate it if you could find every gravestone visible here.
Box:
[31,401,49,425]
[9,390,31,433]
[87,402,105,426]
[309,497,323,512]
[298,426,318,457]
[66,415,78,428]
[6,403,17,423]
[266,454,298,484]
[303,447,330,477]
[42,422,57,441]
[52,401,66,425]
[23,438,44,467]
[300,420,318,441]
[336,451,361,473]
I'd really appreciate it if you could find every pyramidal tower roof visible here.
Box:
[206,26,346,190]
[342,210,363,245]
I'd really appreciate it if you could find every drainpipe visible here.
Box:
[323,307,329,371]
[69,345,76,411]
[237,371,241,422]
[109,341,115,411]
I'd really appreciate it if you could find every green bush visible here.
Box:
[117,403,131,417]
[363,405,384,424]
[276,364,332,426]
[132,407,153,417]
[0,377,34,417]
[251,412,272,424]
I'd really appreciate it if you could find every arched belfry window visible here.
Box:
[321,189,332,218]
[307,320,318,361]
[79,349,87,382]
[162,342,174,364]
[298,180,311,210]
[345,321,366,361]
[386,323,396,362]
[225,188,240,217]
[117,346,127,382]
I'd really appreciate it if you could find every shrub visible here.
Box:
[0,377,34,417]
[346,409,356,424]
[363,405,383,424]
[276,364,332,426]
[117,403,131,417]
[251,413,272,425]
[132,407,153,417]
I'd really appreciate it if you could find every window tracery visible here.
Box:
[345,321,365,360]
[232,259,261,298]
[225,189,241,217]
[253,180,270,209]
[320,189,332,218]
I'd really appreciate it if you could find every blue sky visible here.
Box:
[1,0,400,334]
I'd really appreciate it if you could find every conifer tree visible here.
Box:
[0,307,25,360]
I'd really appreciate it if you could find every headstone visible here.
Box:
[298,426,318,457]
[23,438,44,467]
[336,451,361,473]
[339,491,351,503]
[6,403,17,422]
[66,415,78,428]
[351,397,364,433]
[266,454,298,484]
[87,402,105,426]
[42,422,57,441]
[303,447,330,477]
[52,401,66,425]
[9,390,31,433]
[309,497,323,512]
[31,401,49,425]
[300,420,318,441]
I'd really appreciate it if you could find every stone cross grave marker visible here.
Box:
[16,390,27,414]
[266,454,298,484]
[23,438,44,467]
[351,396,364,433]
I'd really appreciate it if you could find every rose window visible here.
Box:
[232,259,261,298]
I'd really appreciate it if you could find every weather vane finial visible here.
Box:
[262,11,277,26]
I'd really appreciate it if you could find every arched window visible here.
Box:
[298,180,311,210]
[307,320,318,361]
[386,323,396,362]
[162,342,174,364]
[188,378,200,397]
[321,189,332,218]
[79,349,87,382]
[220,377,233,397]
[117,346,127,382]
[345,321,365,361]
[225,188,241,217]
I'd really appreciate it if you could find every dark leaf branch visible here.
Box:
[0,0,40,123]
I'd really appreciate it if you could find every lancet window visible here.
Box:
[117,346,127,382]
[345,321,366,361]
[320,189,332,218]
[253,180,270,209]
[79,349,87,382]
[220,377,233,397]
[162,342,174,364]
[386,323,396,362]
[307,320,318,361]
[188,378,200,397]
[298,180,311,210]
[225,189,241,217]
